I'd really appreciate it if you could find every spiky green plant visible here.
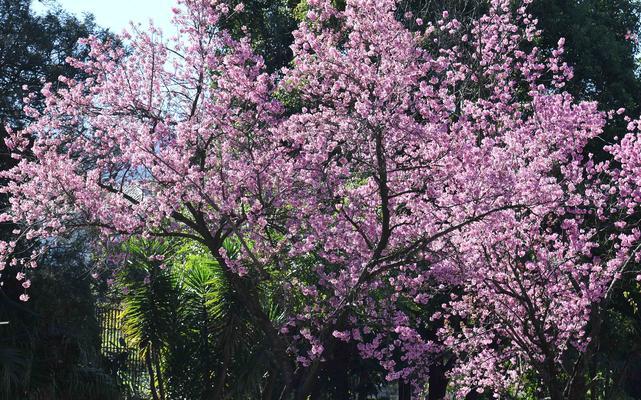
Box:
[119,238,283,399]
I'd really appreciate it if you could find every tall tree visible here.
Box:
[221,0,300,72]
[530,0,641,157]
[530,0,641,112]
[0,1,117,398]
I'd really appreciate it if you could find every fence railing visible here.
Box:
[98,305,148,397]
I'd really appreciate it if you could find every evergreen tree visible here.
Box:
[0,1,117,398]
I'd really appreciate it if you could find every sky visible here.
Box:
[32,0,177,35]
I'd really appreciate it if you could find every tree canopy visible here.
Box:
[2,0,641,399]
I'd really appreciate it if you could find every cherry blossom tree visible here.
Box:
[272,0,615,397]
[1,0,637,398]
[438,109,641,399]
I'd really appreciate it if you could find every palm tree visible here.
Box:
[119,238,282,399]
[119,239,180,400]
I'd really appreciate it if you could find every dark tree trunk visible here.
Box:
[211,247,296,392]
[428,360,451,400]
[212,340,231,400]
[295,361,321,400]
[153,346,166,400]
[569,374,586,400]
[146,350,160,400]
[567,306,601,400]
[541,361,564,400]
[399,380,412,400]
[262,369,276,400]
[465,390,480,400]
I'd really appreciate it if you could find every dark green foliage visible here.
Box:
[117,239,394,399]
[0,0,110,122]
[1,0,640,398]
[531,0,641,110]
[0,241,118,400]
[586,282,641,399]
[118,239,280,400]
[529,0,641,157]
[0,0,113,230]
[0,0,110,237]
[222,0,300,72]
[0,2,117,398]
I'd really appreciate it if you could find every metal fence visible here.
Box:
[98,305,148,397]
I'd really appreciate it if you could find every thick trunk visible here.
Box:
[588,307,602,400]
[153,346,166,400]
[146,350,160,400]
[293,328,347,400]
[196,219,307,399]
[294,360,322,400]
[541,358,564,400]
[262,369,276,400]
[567,363,586,400]
[566,306,602,400]
[357,369,372,400]
[200,306,218,400]
[212,341,230,400]
[529,306,563,400]
[465,391,479,400]
[428,360,450,400]
[398,380,412,400]
[547,384,564,400]
[211,249,296,391]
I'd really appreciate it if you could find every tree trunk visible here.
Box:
[146,350,160,400]
[153,346,166,400]
[262,369,276,400]
[588,307,602,400]
[294,359,323,400]
[399,380,412,400]
[566,306,601,400]
[542,361,564,400]
[210,246,296,392]
[428,360,451,400]
[212,339,231,400]
[465,390,479,400]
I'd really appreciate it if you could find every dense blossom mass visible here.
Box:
[2,0,641,398]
